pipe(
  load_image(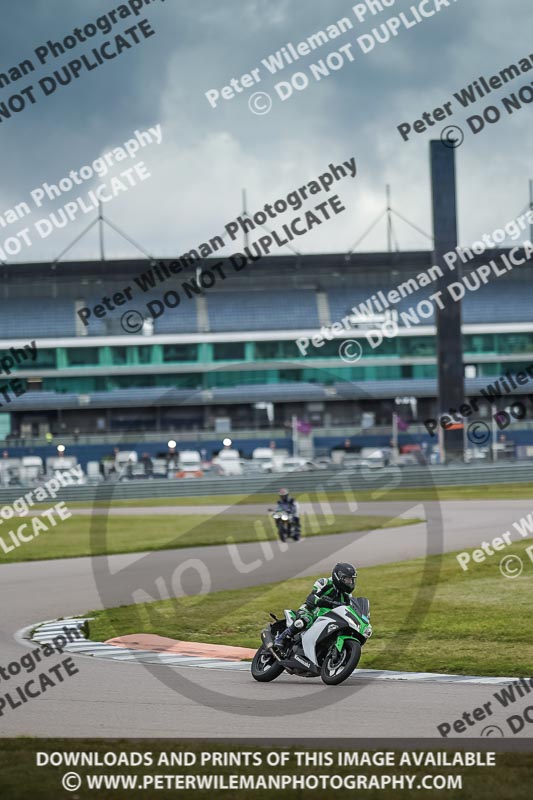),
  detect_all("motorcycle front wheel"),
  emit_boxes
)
[251,647,285,682]
[320,640,361,685]
[277,523,287,542]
